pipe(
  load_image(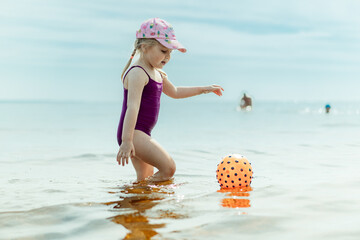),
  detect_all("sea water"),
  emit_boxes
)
[1,99,360,240]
